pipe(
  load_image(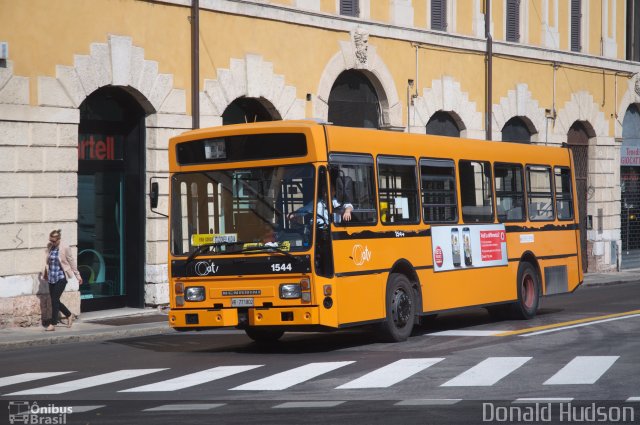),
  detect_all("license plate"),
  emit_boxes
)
[231,298,254,307]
